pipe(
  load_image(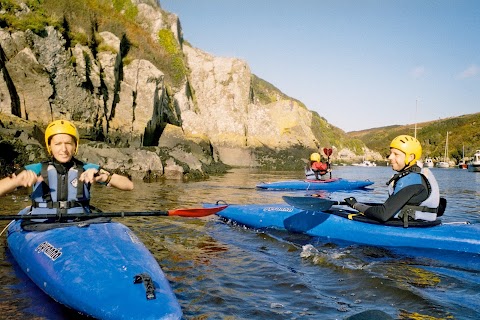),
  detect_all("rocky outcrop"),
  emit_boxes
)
[179,46,323,166]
